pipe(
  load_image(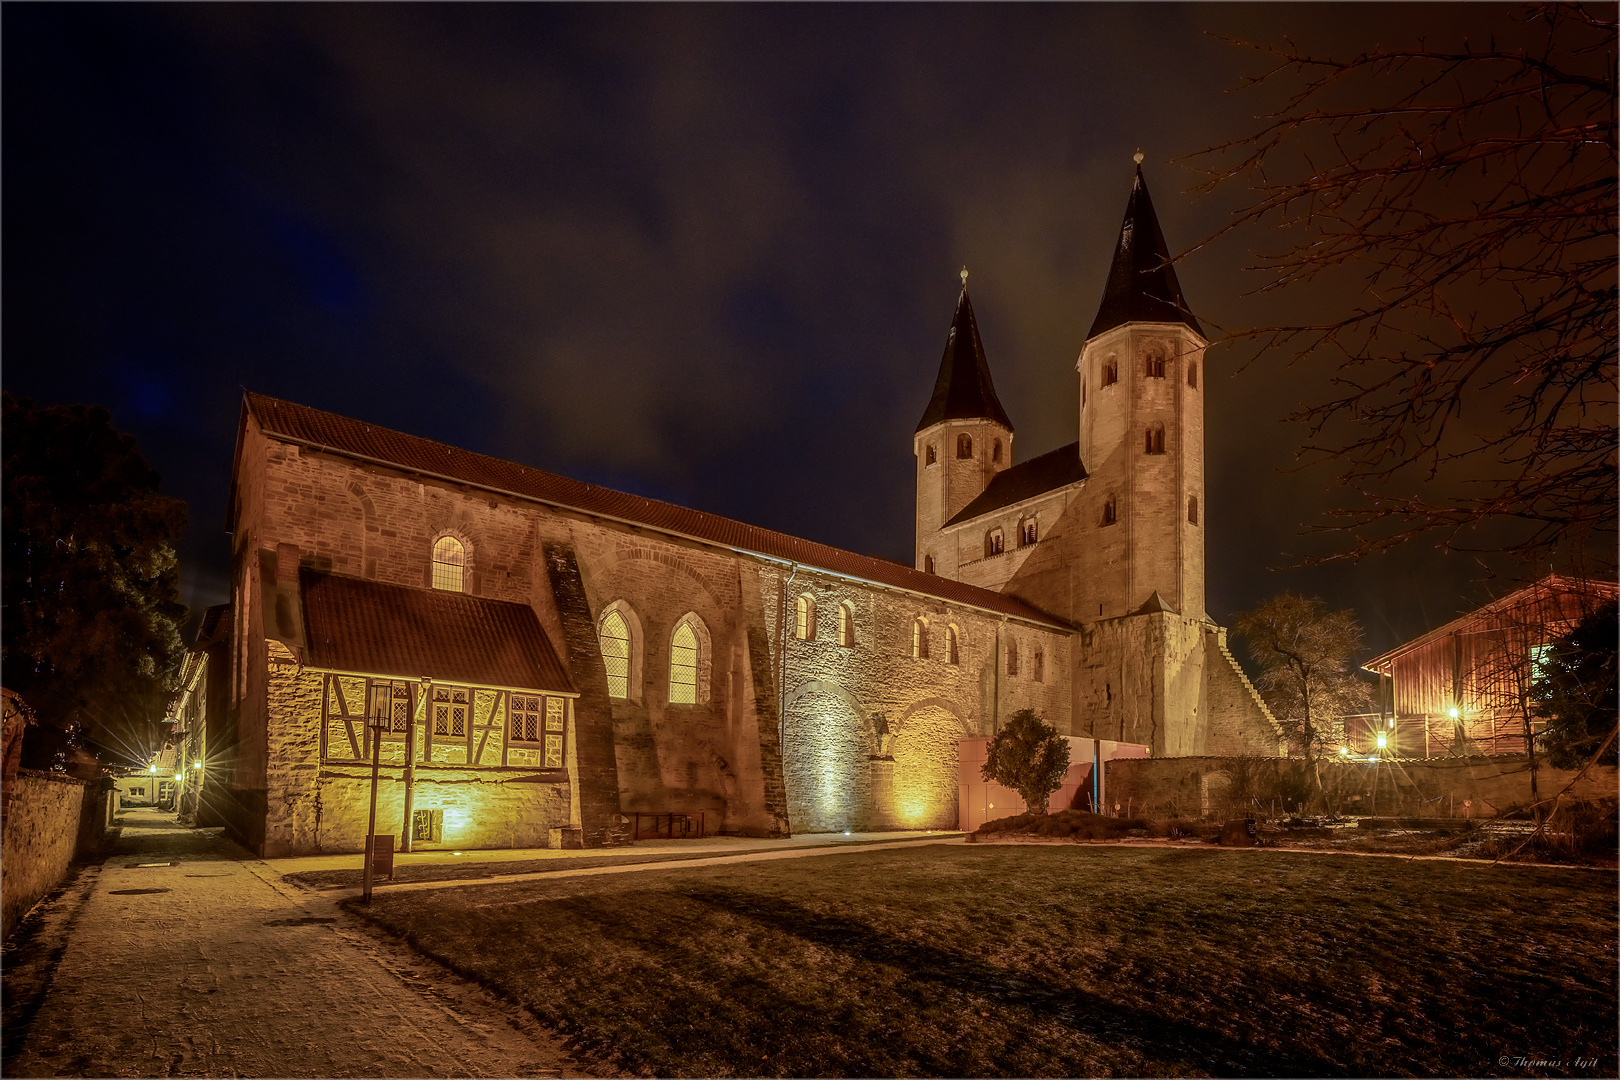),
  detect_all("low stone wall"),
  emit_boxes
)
[1106,754,1620,820]
[2,770,99,940]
